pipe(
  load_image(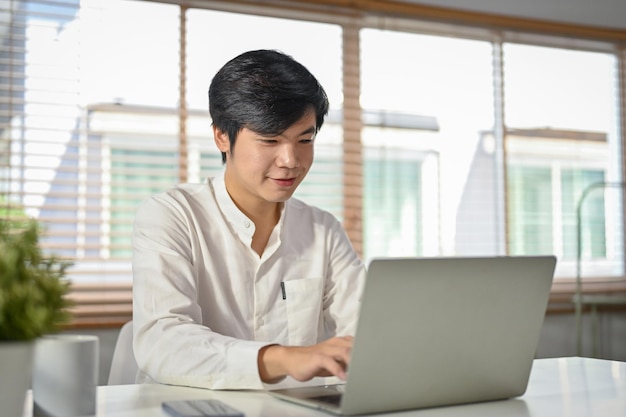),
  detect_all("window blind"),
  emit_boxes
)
[0,0,182,326]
